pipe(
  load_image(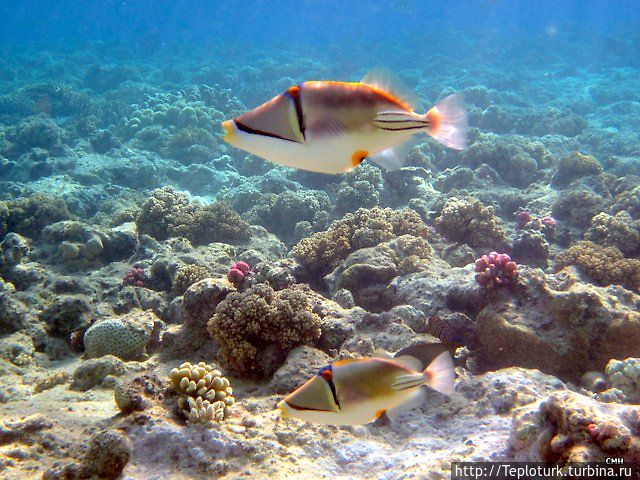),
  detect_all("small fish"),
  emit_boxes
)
[222,69,467,174]
[428,314,465,345]
[277,349,455,426]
